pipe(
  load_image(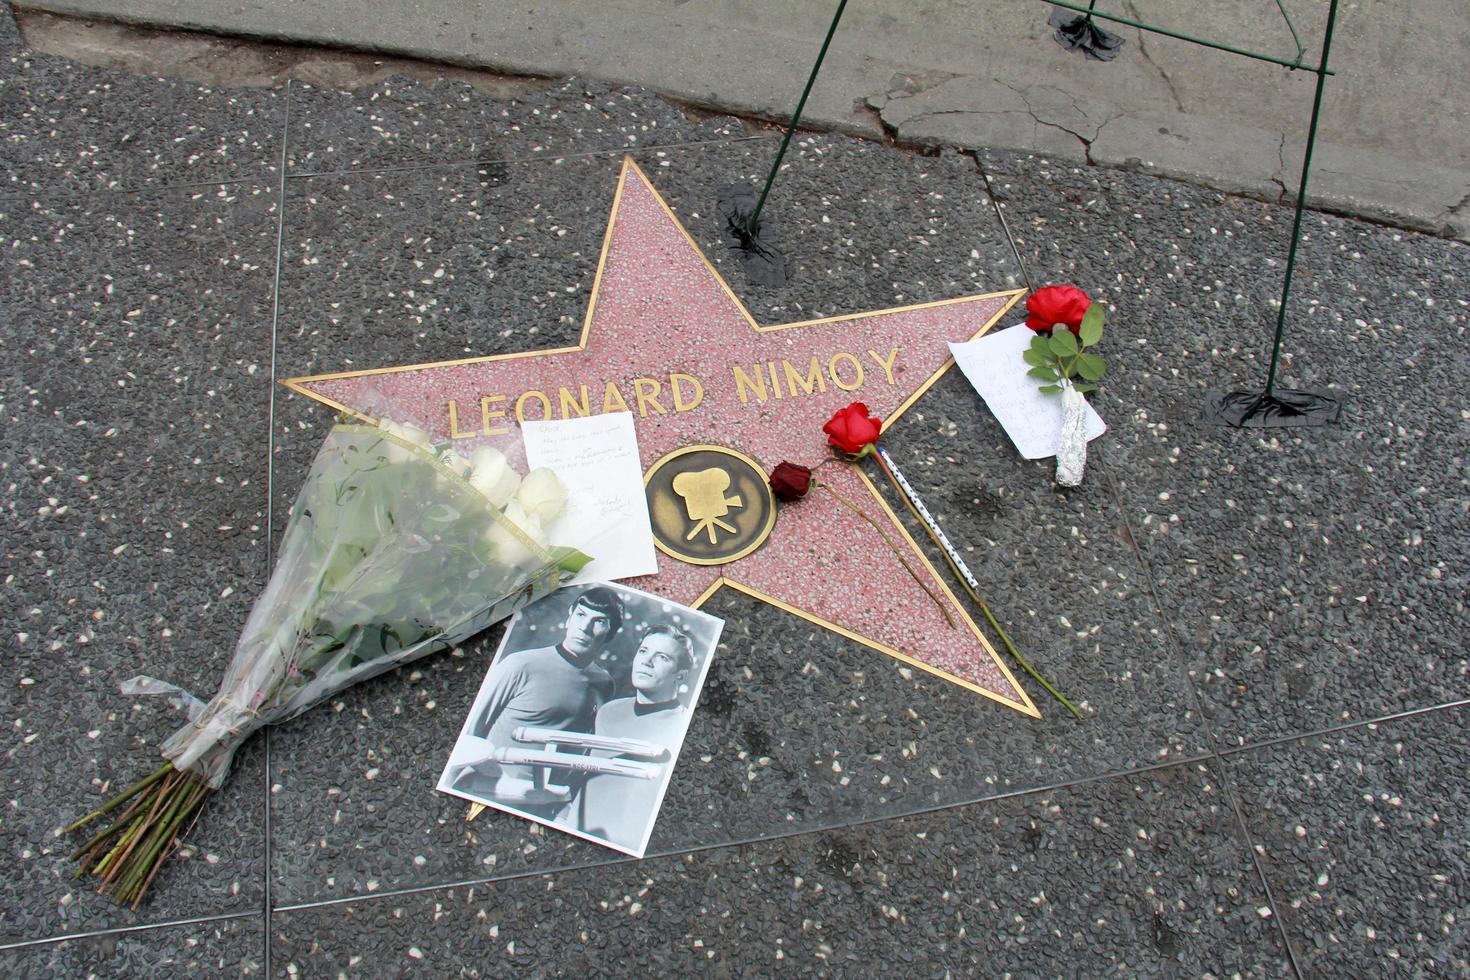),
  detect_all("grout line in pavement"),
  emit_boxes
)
[260,77,294,979]
[0,912,260,954]
[0,174,274,207]
[1095,454,1305,976]
[271,748,1220,914]
[970,152,1034,295]
[1216,697,1470,759]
